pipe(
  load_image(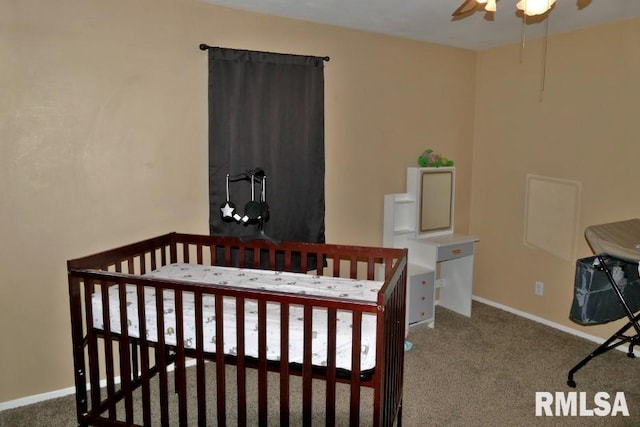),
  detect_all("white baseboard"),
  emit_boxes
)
[0,359,198,412]
[0,386,77,412]
[2,299,636,412]
[472,295,640,357]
